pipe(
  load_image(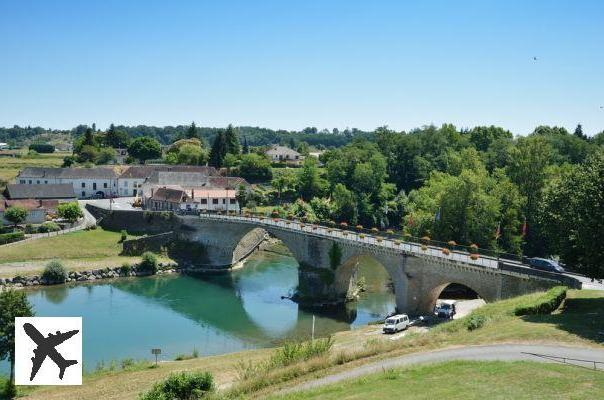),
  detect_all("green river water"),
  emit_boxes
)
[1,251,395,373]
